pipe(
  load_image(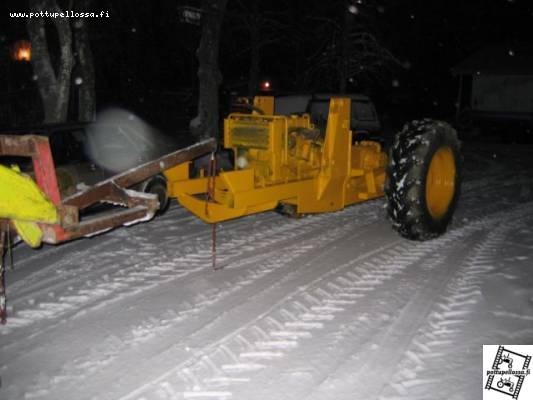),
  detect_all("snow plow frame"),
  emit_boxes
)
[0,134,215,323]
[0,134,216,243]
